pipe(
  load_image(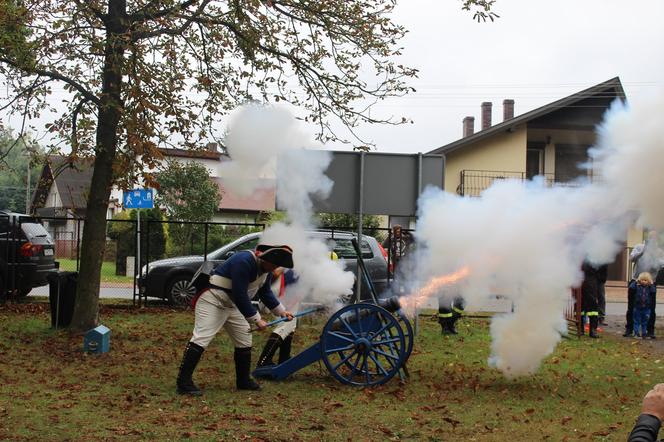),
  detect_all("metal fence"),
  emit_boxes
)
[0,213,273,304]
[458,170,558,197]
